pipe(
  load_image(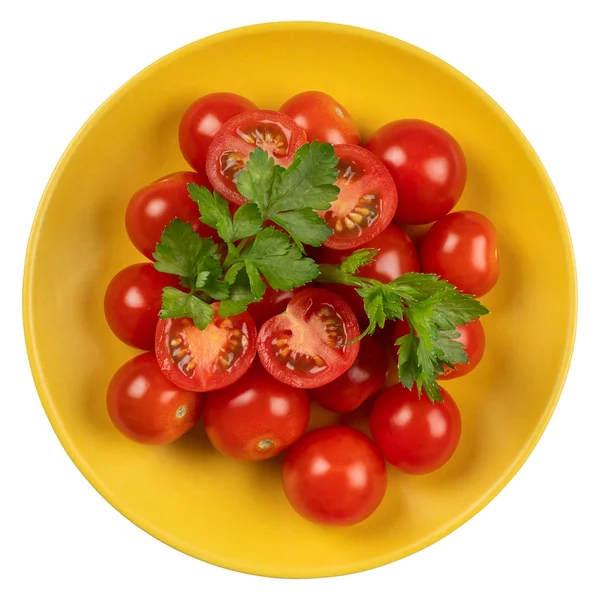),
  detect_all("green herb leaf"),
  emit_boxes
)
[241,227,319,290]
[235,148,278,214]
[188,185,234,244]
[270,209,333,248]
[232,202,263,240]
[268,141,340,214]
[159,287,214,329]
[340,248,379,274]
